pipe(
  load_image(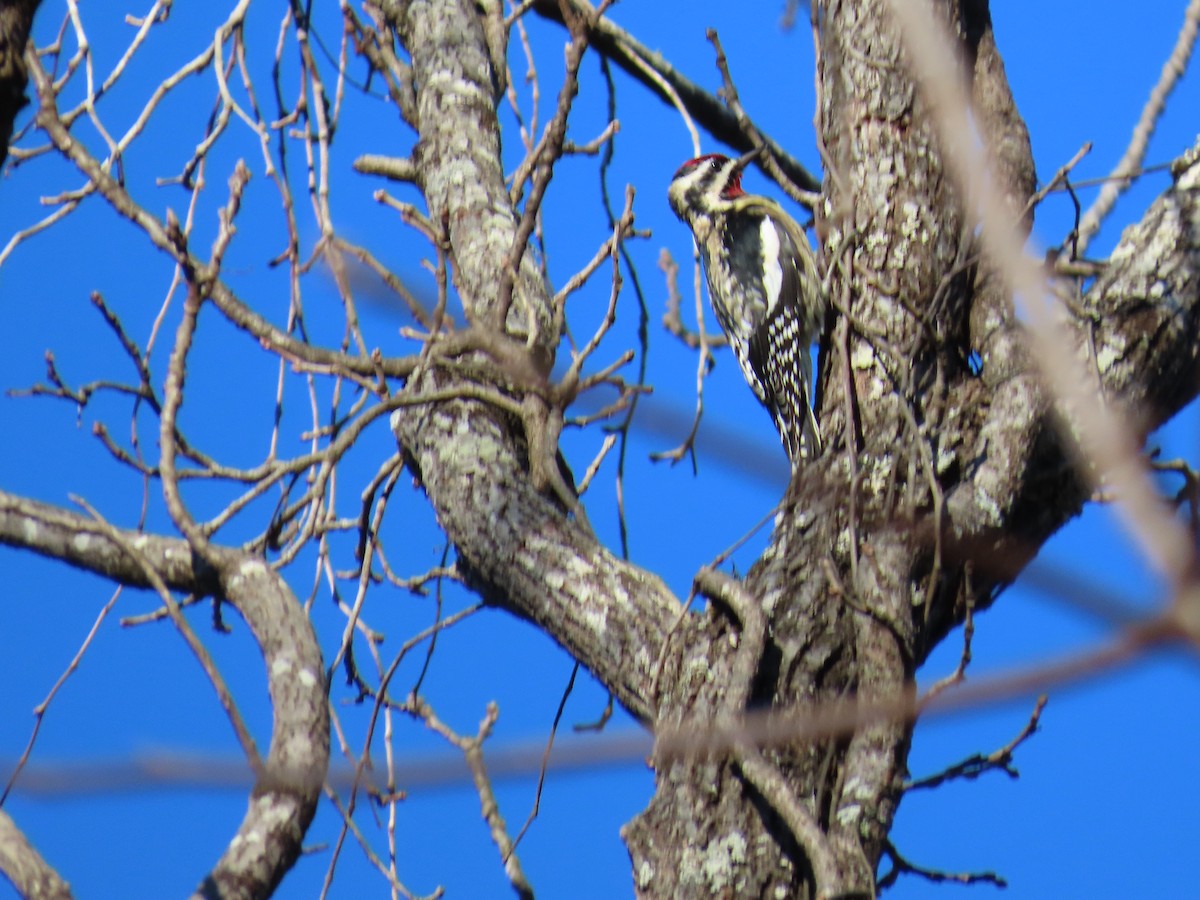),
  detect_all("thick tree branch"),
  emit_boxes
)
[0,811,71,900]
[4,1,1198,897]
[0,492,329,900]
[385,0,678,724]
[1083,145,1200,421]
[628,0,968,892]
[942,107,1200,631]
[626,1,1200,896]
[393,395,678,723]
